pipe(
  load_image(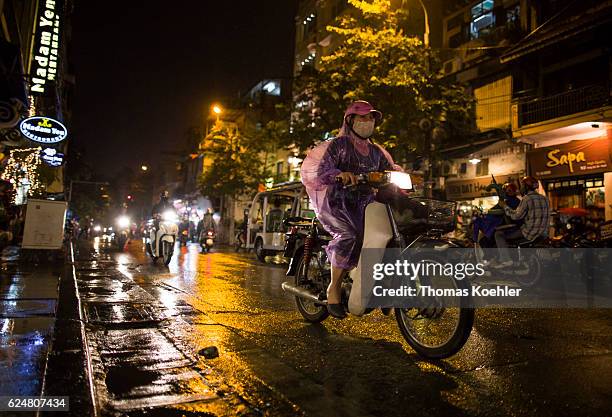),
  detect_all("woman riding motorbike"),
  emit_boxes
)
[300,101,409,319]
